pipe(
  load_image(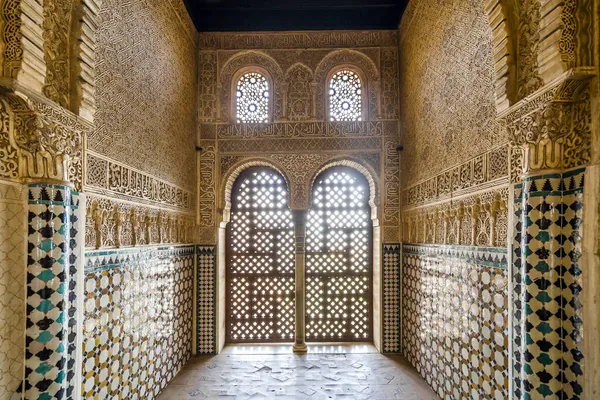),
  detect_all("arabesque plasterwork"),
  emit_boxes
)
[500,68,594,176]
[0,88,86,190]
